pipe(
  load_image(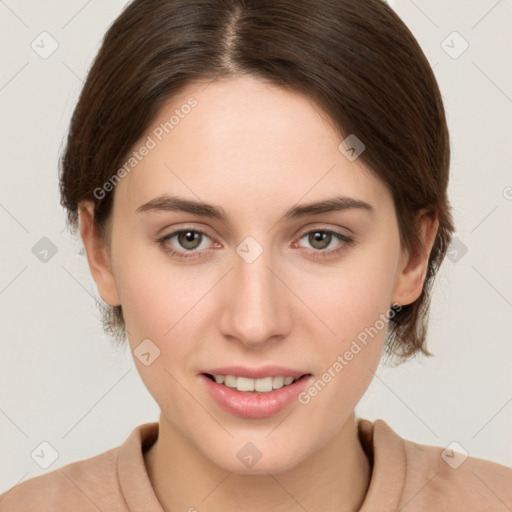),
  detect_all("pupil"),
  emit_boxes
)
[180,231,201,249]
[310,231,330,249]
